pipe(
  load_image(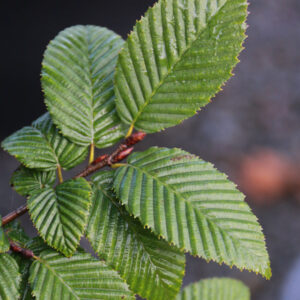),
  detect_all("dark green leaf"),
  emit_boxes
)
[2,113,88,171]
[42,25,127,148]
[87,171,185,300]
[29,250,135,299]
[115,0,247,133]
[0,217,10,253]
[176,278,250,300]
[28,178,92,256]
[113,147,271,278]
[0,254,21,300]
[11,166,56,197]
